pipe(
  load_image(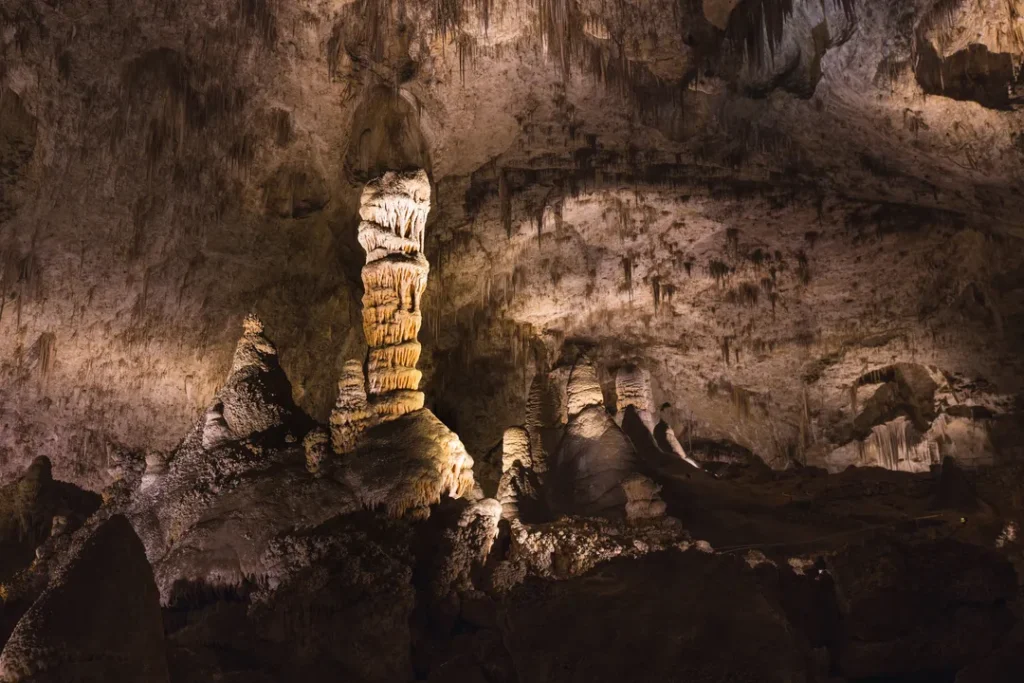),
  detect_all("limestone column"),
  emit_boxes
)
[356,170,431,420]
